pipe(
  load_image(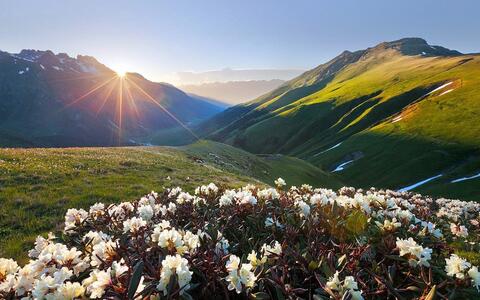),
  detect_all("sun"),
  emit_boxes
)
[116,70,127,78]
